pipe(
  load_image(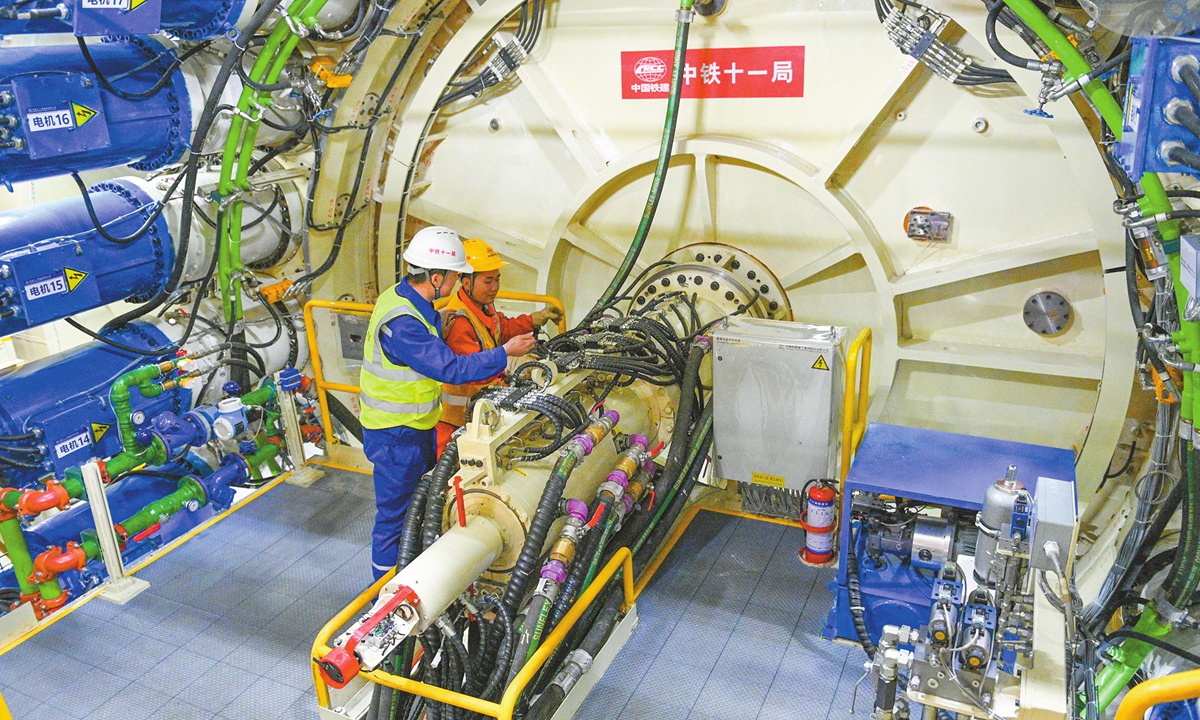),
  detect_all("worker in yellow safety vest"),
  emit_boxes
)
[434,239,563,455]
[359,226,537,580]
